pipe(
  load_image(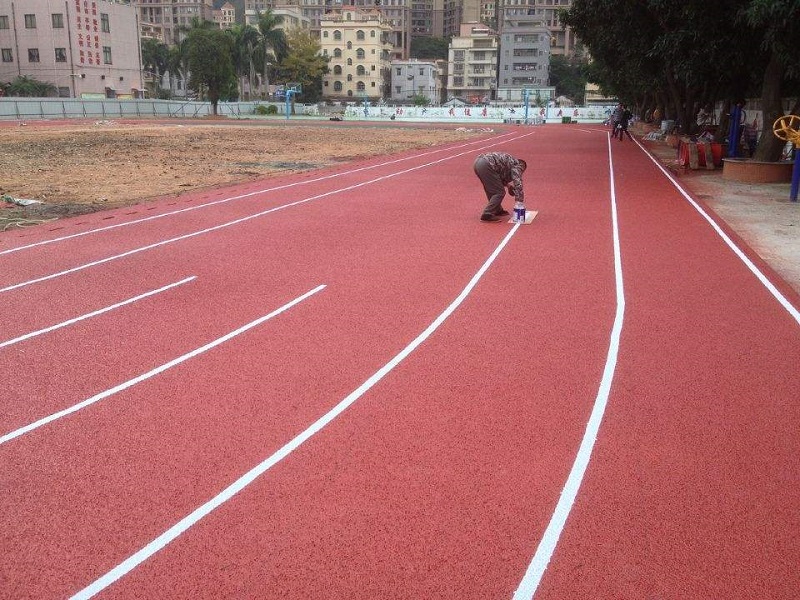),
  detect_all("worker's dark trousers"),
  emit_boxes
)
[473,157,505,216]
